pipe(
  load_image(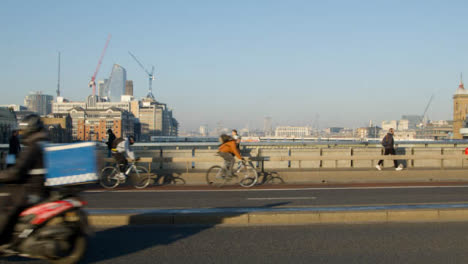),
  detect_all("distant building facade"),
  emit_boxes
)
[325,127,344,134]
[52,96,178,141]
[133,98,178,140]
[24,92,53,116]
[0,105,27,112]
[275,126,311,137]
[69,107,135,141]
[42,114,73,143]
[0,107,17,144]
[356,126,382,139]
[381,120,398,131]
